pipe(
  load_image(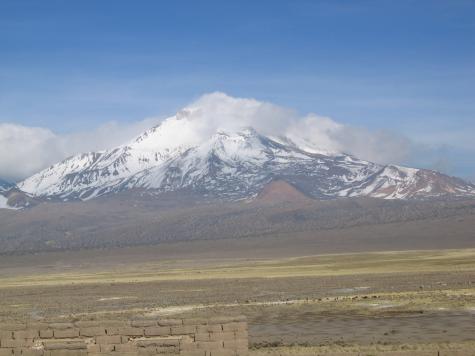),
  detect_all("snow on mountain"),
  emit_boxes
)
[339,165,475,199]
[0,178,13,192]
[0,178,23,210]
[0,195,11,209]
[17,110,200,199]
[18,109,475,202]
